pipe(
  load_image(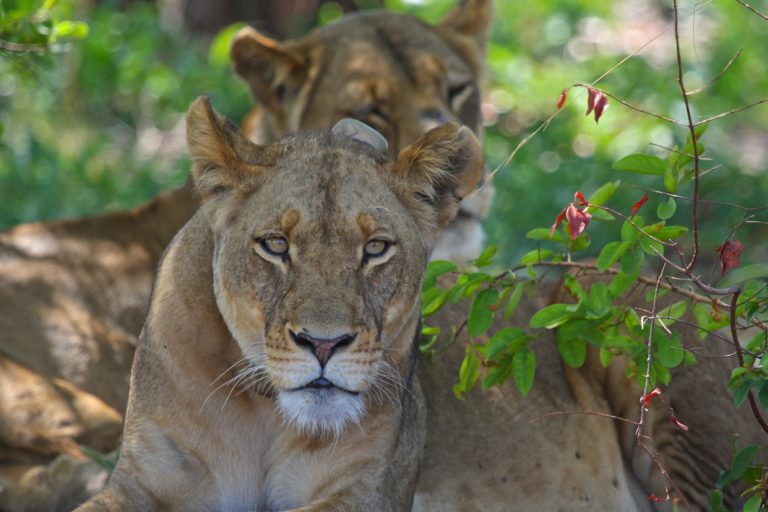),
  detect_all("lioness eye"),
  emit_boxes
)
[261,236,289,256]
[364,239,390,258]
